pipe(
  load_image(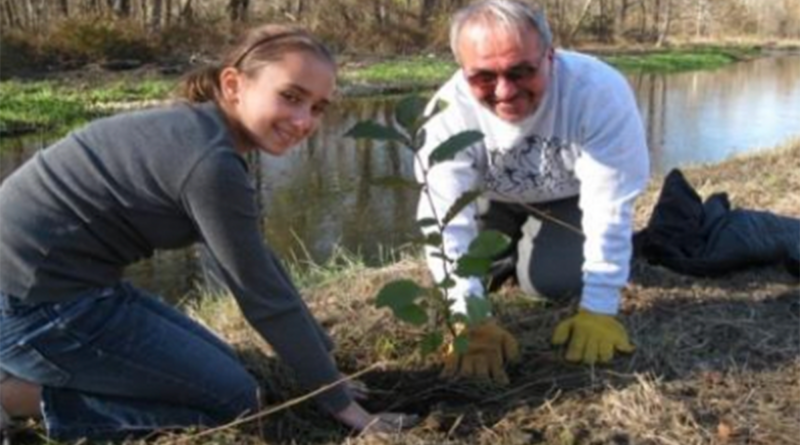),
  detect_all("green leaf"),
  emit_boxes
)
[420,331,444,356]
[442,190,482,225]
[395,95,428,134]
[428,130,483,165]
[413,99,450,142]
[375,280,424,310]
[428,287,446,305]
[450,313,469,325]
[369,176,423,190]
[422,232,443,247]
[466,296,492,325]
[453,333,470,355]
[454,256,492,277]
[431,99,449,115]
[436,277,457,289]
[467,230,512,258]
[345,121,408,143]
[416,217,439,228]
[413,128,427,152]
[395,303,428,326]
